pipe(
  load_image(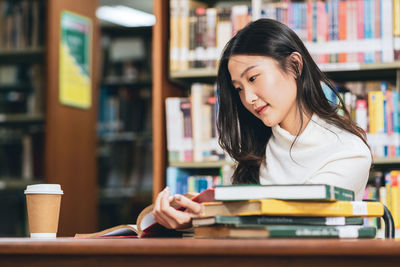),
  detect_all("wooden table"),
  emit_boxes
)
[1,238,400,266]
